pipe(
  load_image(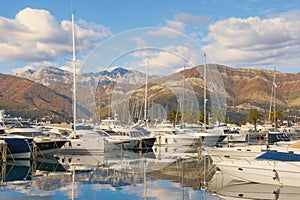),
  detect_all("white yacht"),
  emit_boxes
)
[5,123,68,157]
[207,140,300,163]
[216,153,300,187]
[148,126,226,147]
[95,128,139,150]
